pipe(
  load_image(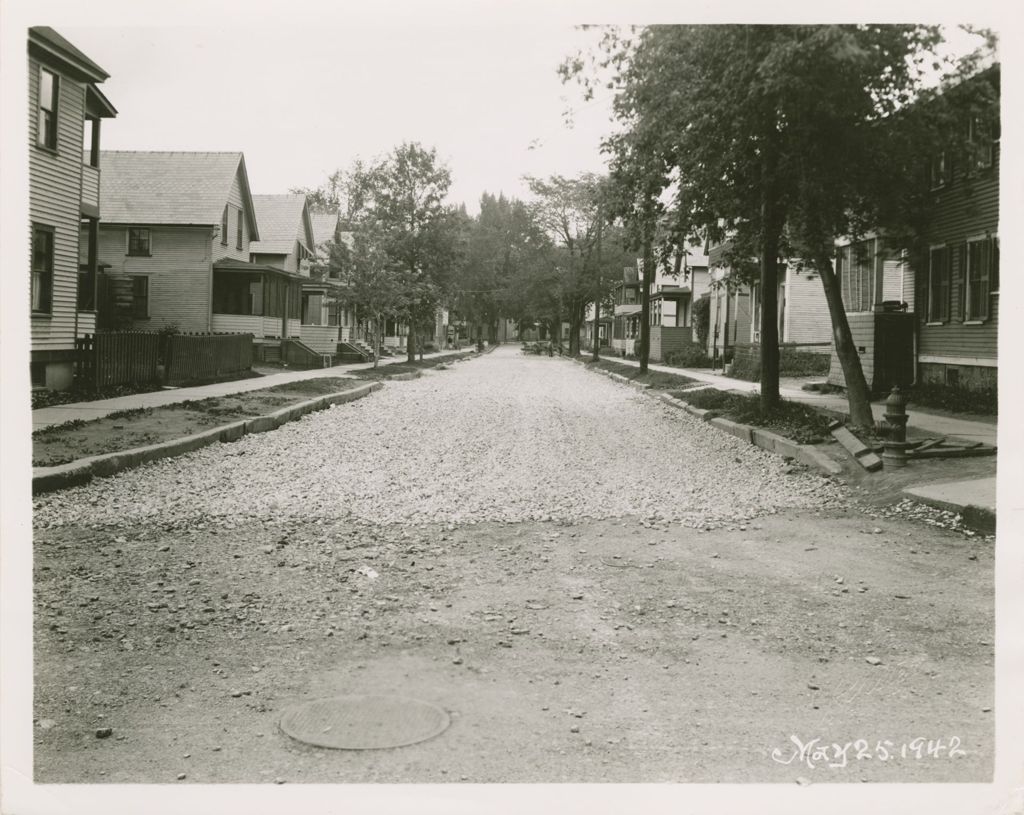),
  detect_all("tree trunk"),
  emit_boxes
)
[591,298,600,362]
[406,321,415,363]
[759,194,781,411]
[639,223,654,374]
[816,251,874,429]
